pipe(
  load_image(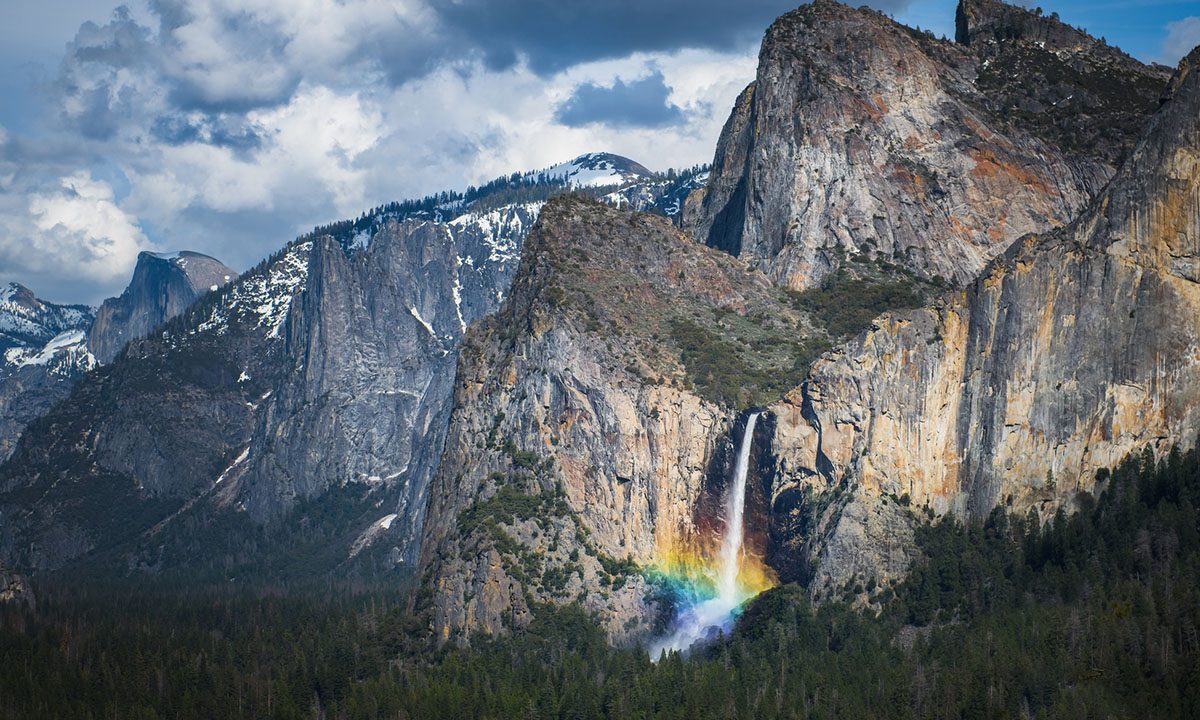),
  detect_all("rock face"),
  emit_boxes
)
[0,284,95,462]
[238,218,523,564]
[687,0,1168,292]
[88,251,236,364]
[0,561,33,607]
[418,197,810,643]
[764,47,1200,596]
